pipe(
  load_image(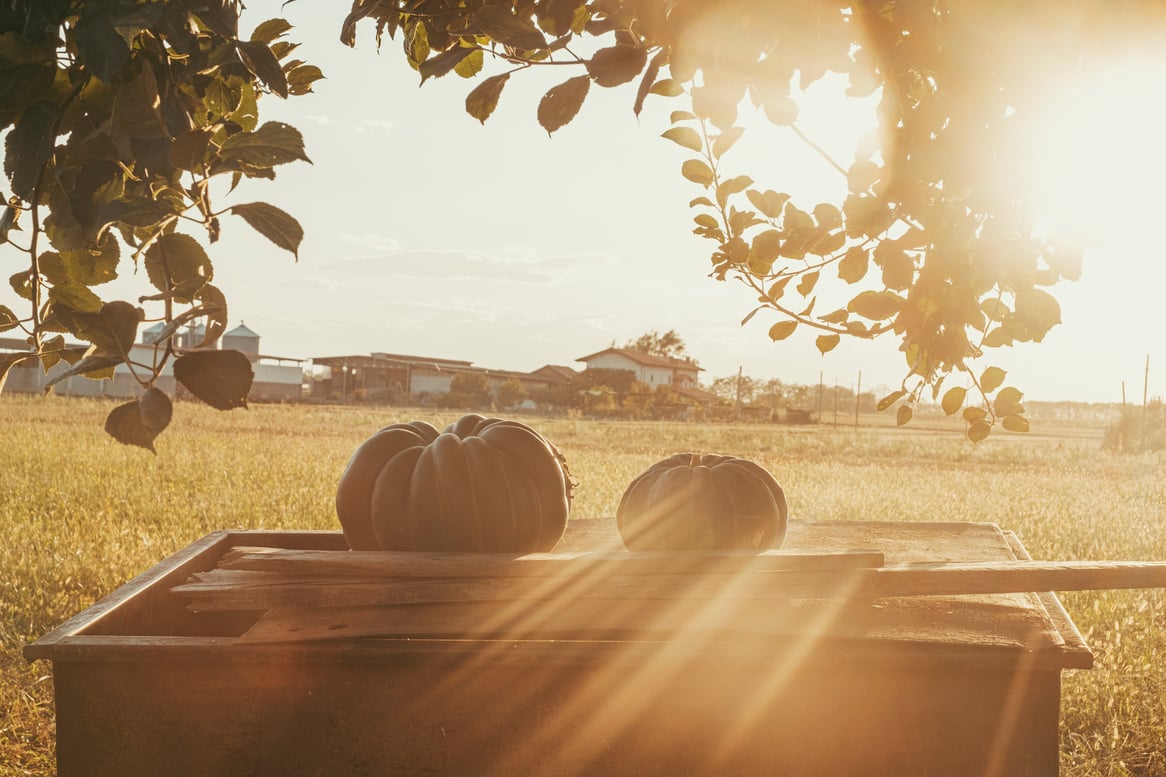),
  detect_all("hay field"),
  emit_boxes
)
[1,395,1163,776]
